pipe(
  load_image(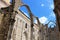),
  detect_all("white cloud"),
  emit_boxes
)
[49,4,54,9]
[41,4,44,7]
[49,12,55,18]
[34,20,37,24]
[39,16,48,24]
[48,22,56,28]
[35,16,48,24]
